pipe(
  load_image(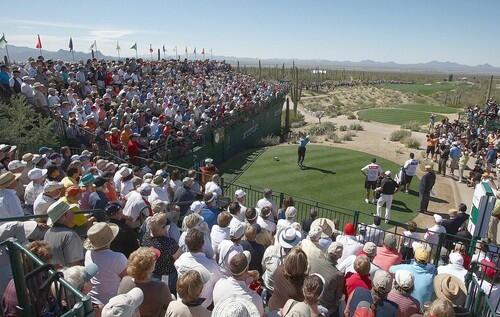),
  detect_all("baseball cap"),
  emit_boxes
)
[434,214,443,224]
[414,247,430,263]
[362,242,377,257]
[230,222,246,239]
[235,189,246,199]
[101,287,144,317]
[8,160,27,171]
[372,270,393,294]
[285,206,297,219]
[394,270,414,290]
